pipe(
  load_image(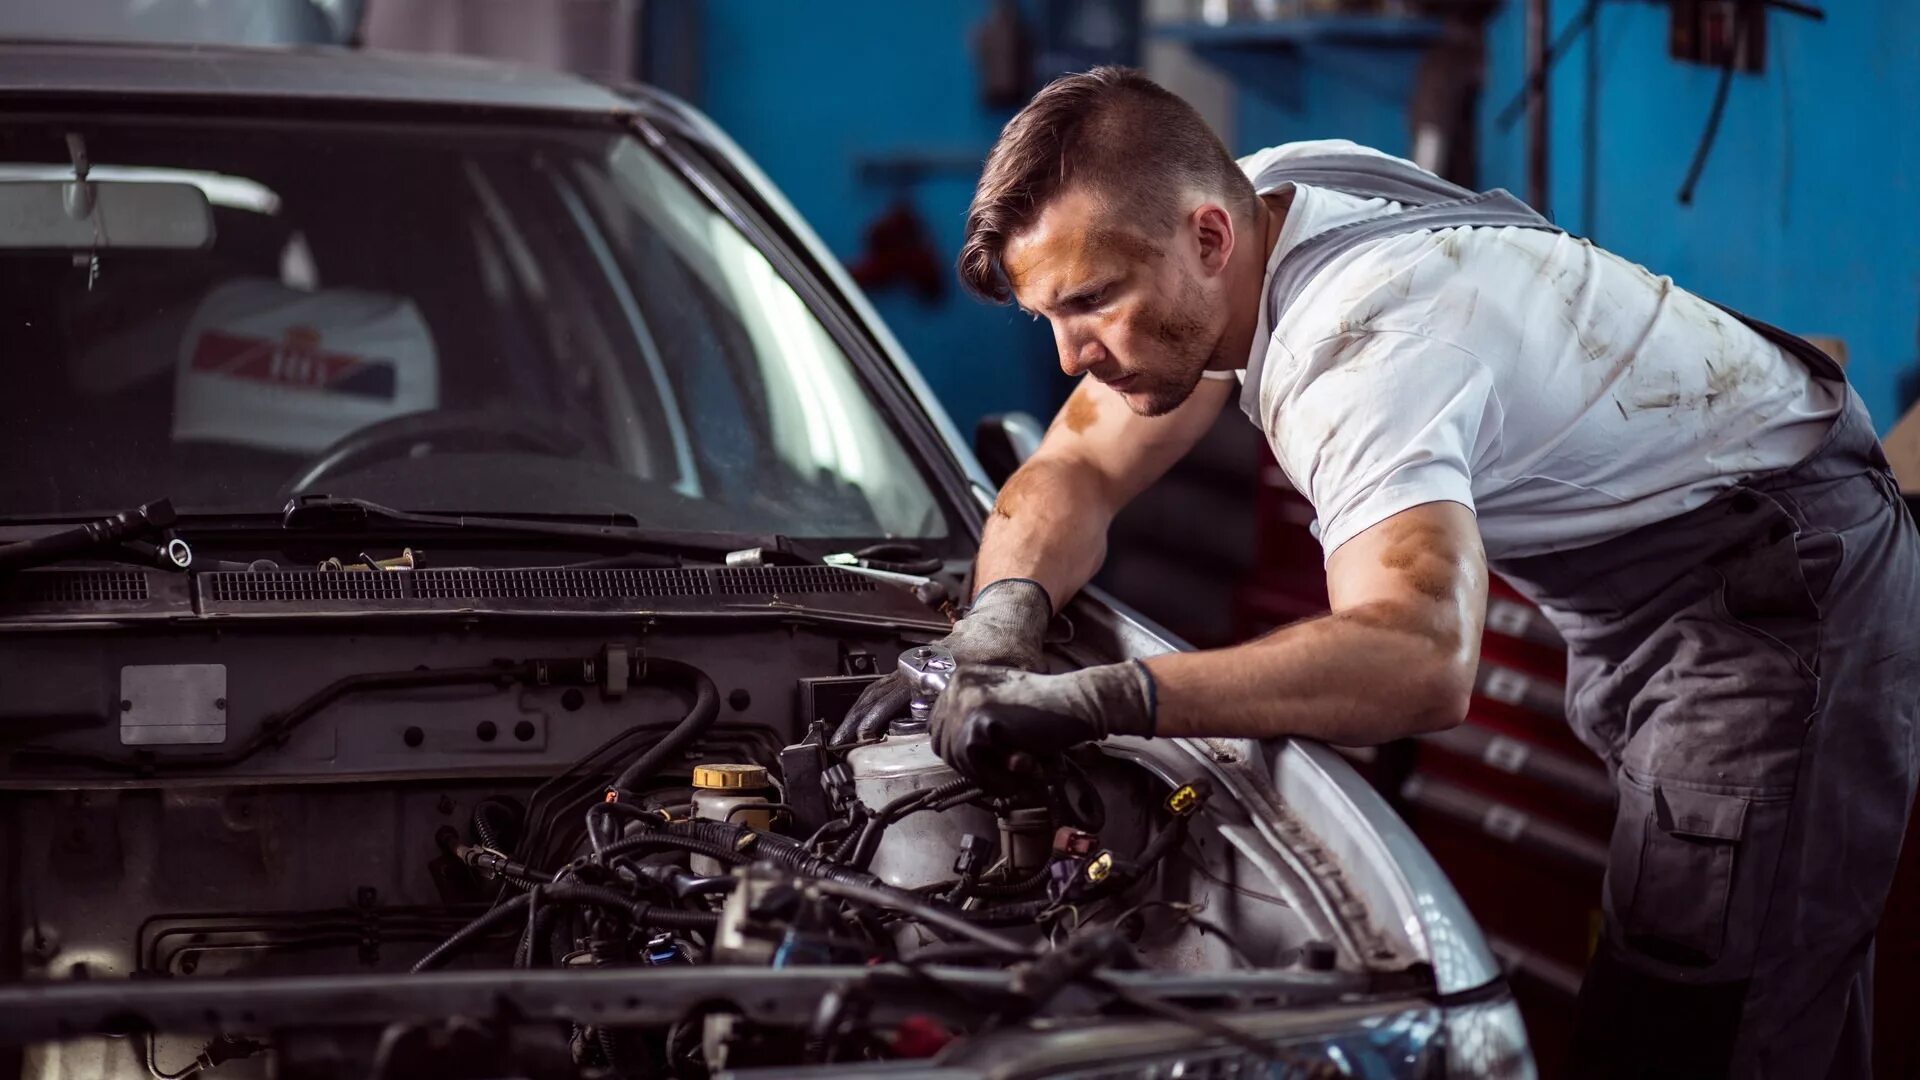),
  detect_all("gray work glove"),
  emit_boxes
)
[929,662,1157,787]
[833,577,1052,742]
